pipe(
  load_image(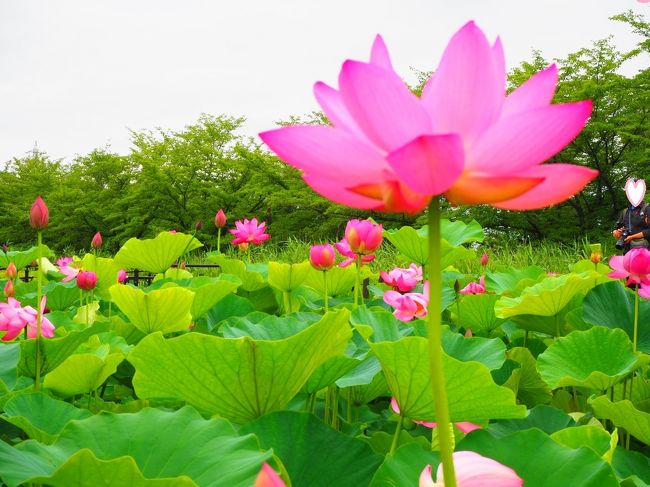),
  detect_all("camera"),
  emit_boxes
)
[616,230,629,250]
